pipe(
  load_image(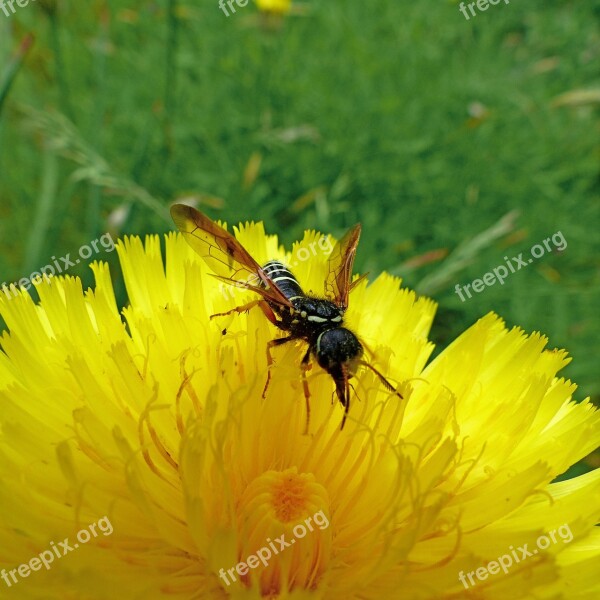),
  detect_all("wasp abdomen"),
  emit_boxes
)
[262,260,304,302]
